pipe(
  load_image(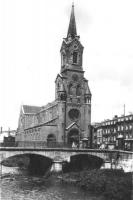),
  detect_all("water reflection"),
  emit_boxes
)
[0,166,102,200]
